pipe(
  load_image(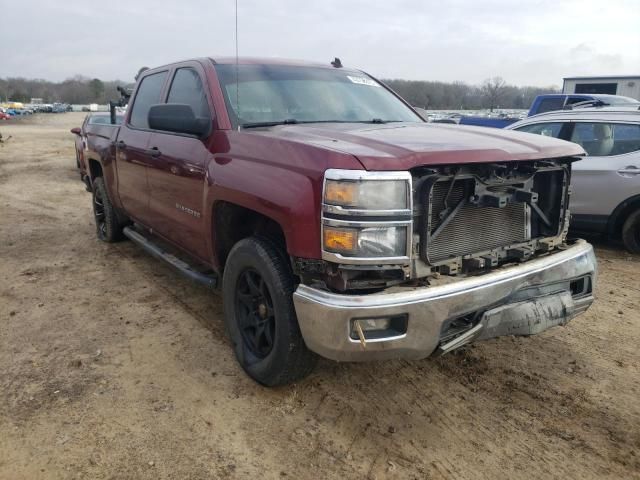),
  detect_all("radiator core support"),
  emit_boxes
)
[415,161,570,275]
